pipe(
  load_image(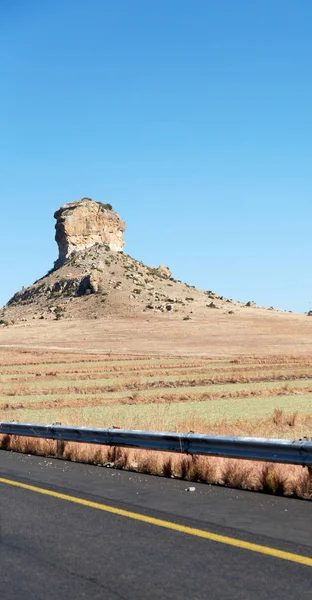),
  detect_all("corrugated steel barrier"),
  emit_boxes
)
[0,422,311,466]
